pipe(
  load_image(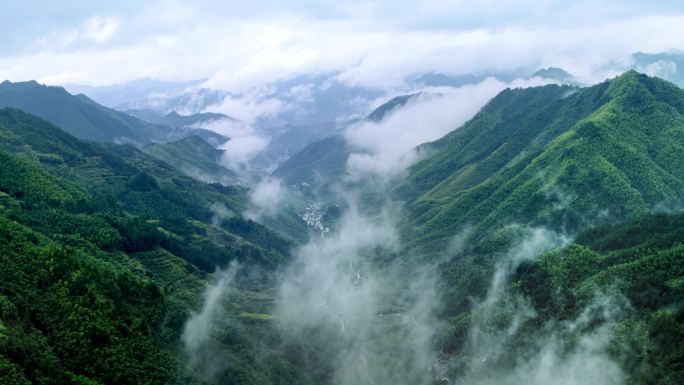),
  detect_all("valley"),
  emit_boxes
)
[2,4,684,384]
